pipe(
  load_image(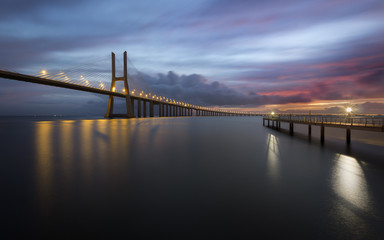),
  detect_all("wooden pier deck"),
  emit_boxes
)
[263,114,384,144]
